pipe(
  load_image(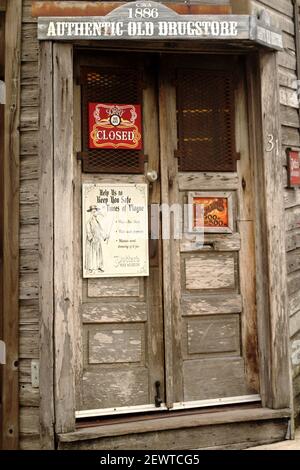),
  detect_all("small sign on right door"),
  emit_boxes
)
[287,148,300,188]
